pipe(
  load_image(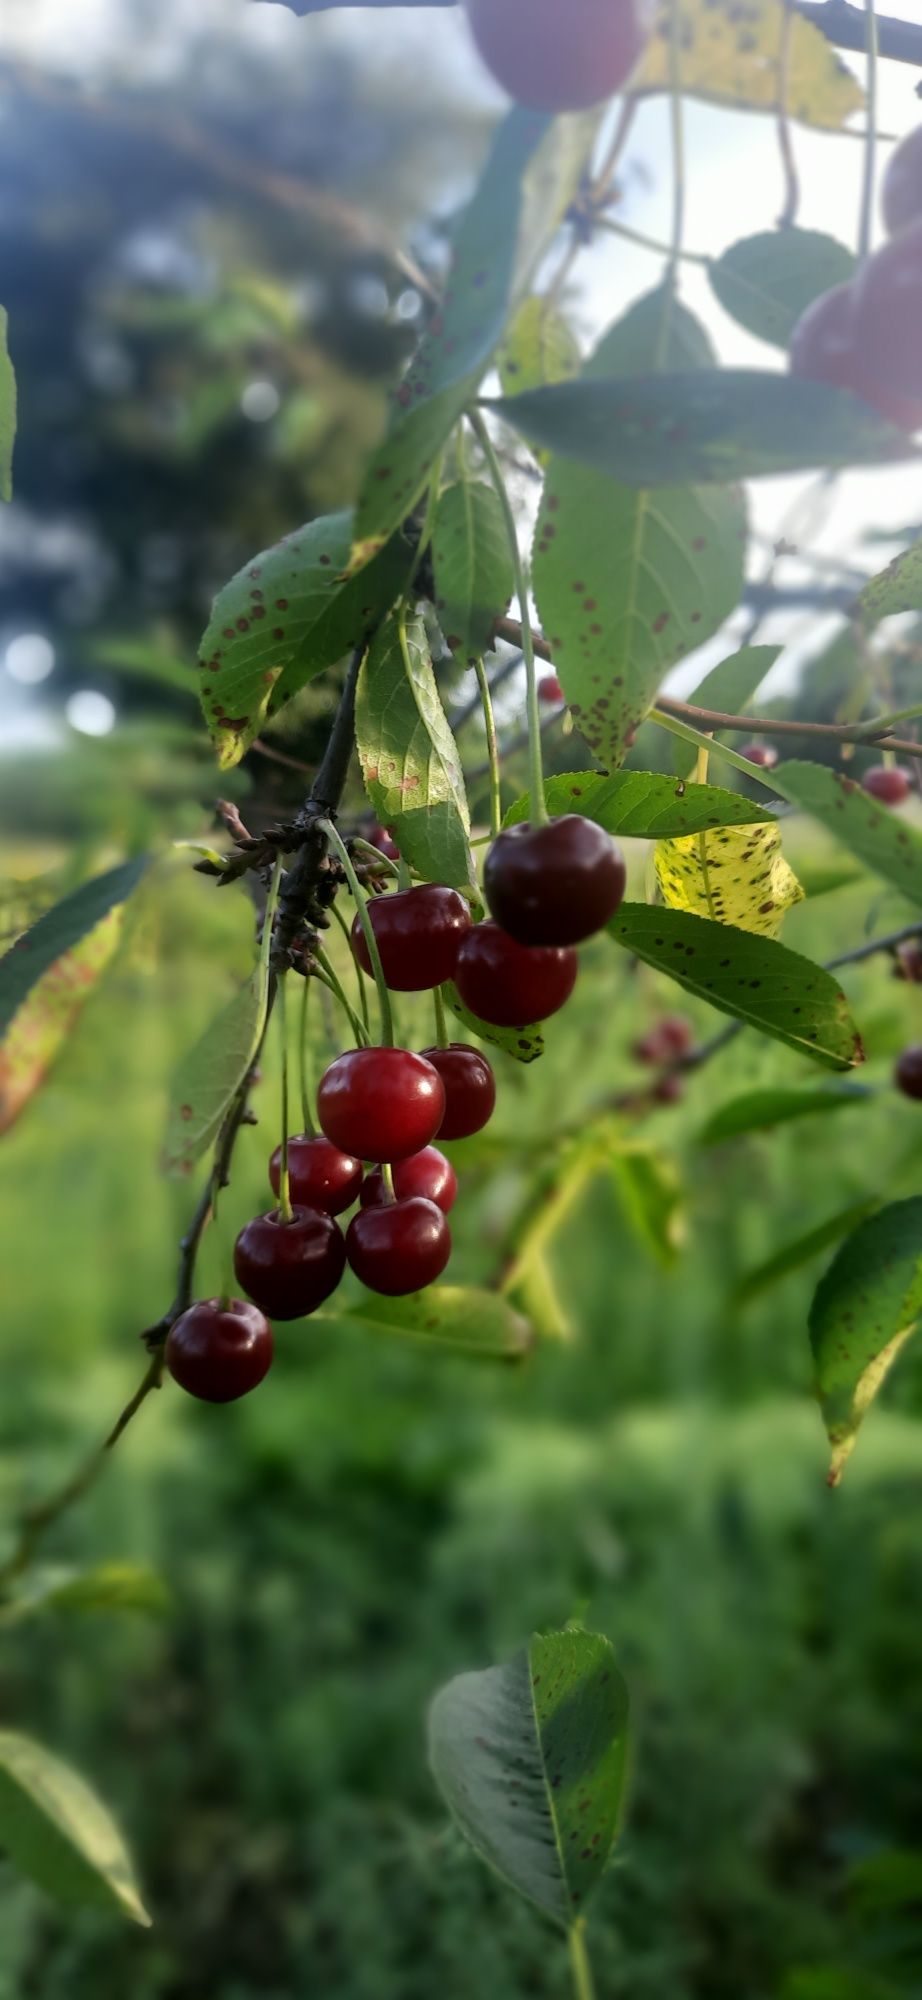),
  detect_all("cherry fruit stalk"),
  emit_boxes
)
[166,1299,273,1403]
